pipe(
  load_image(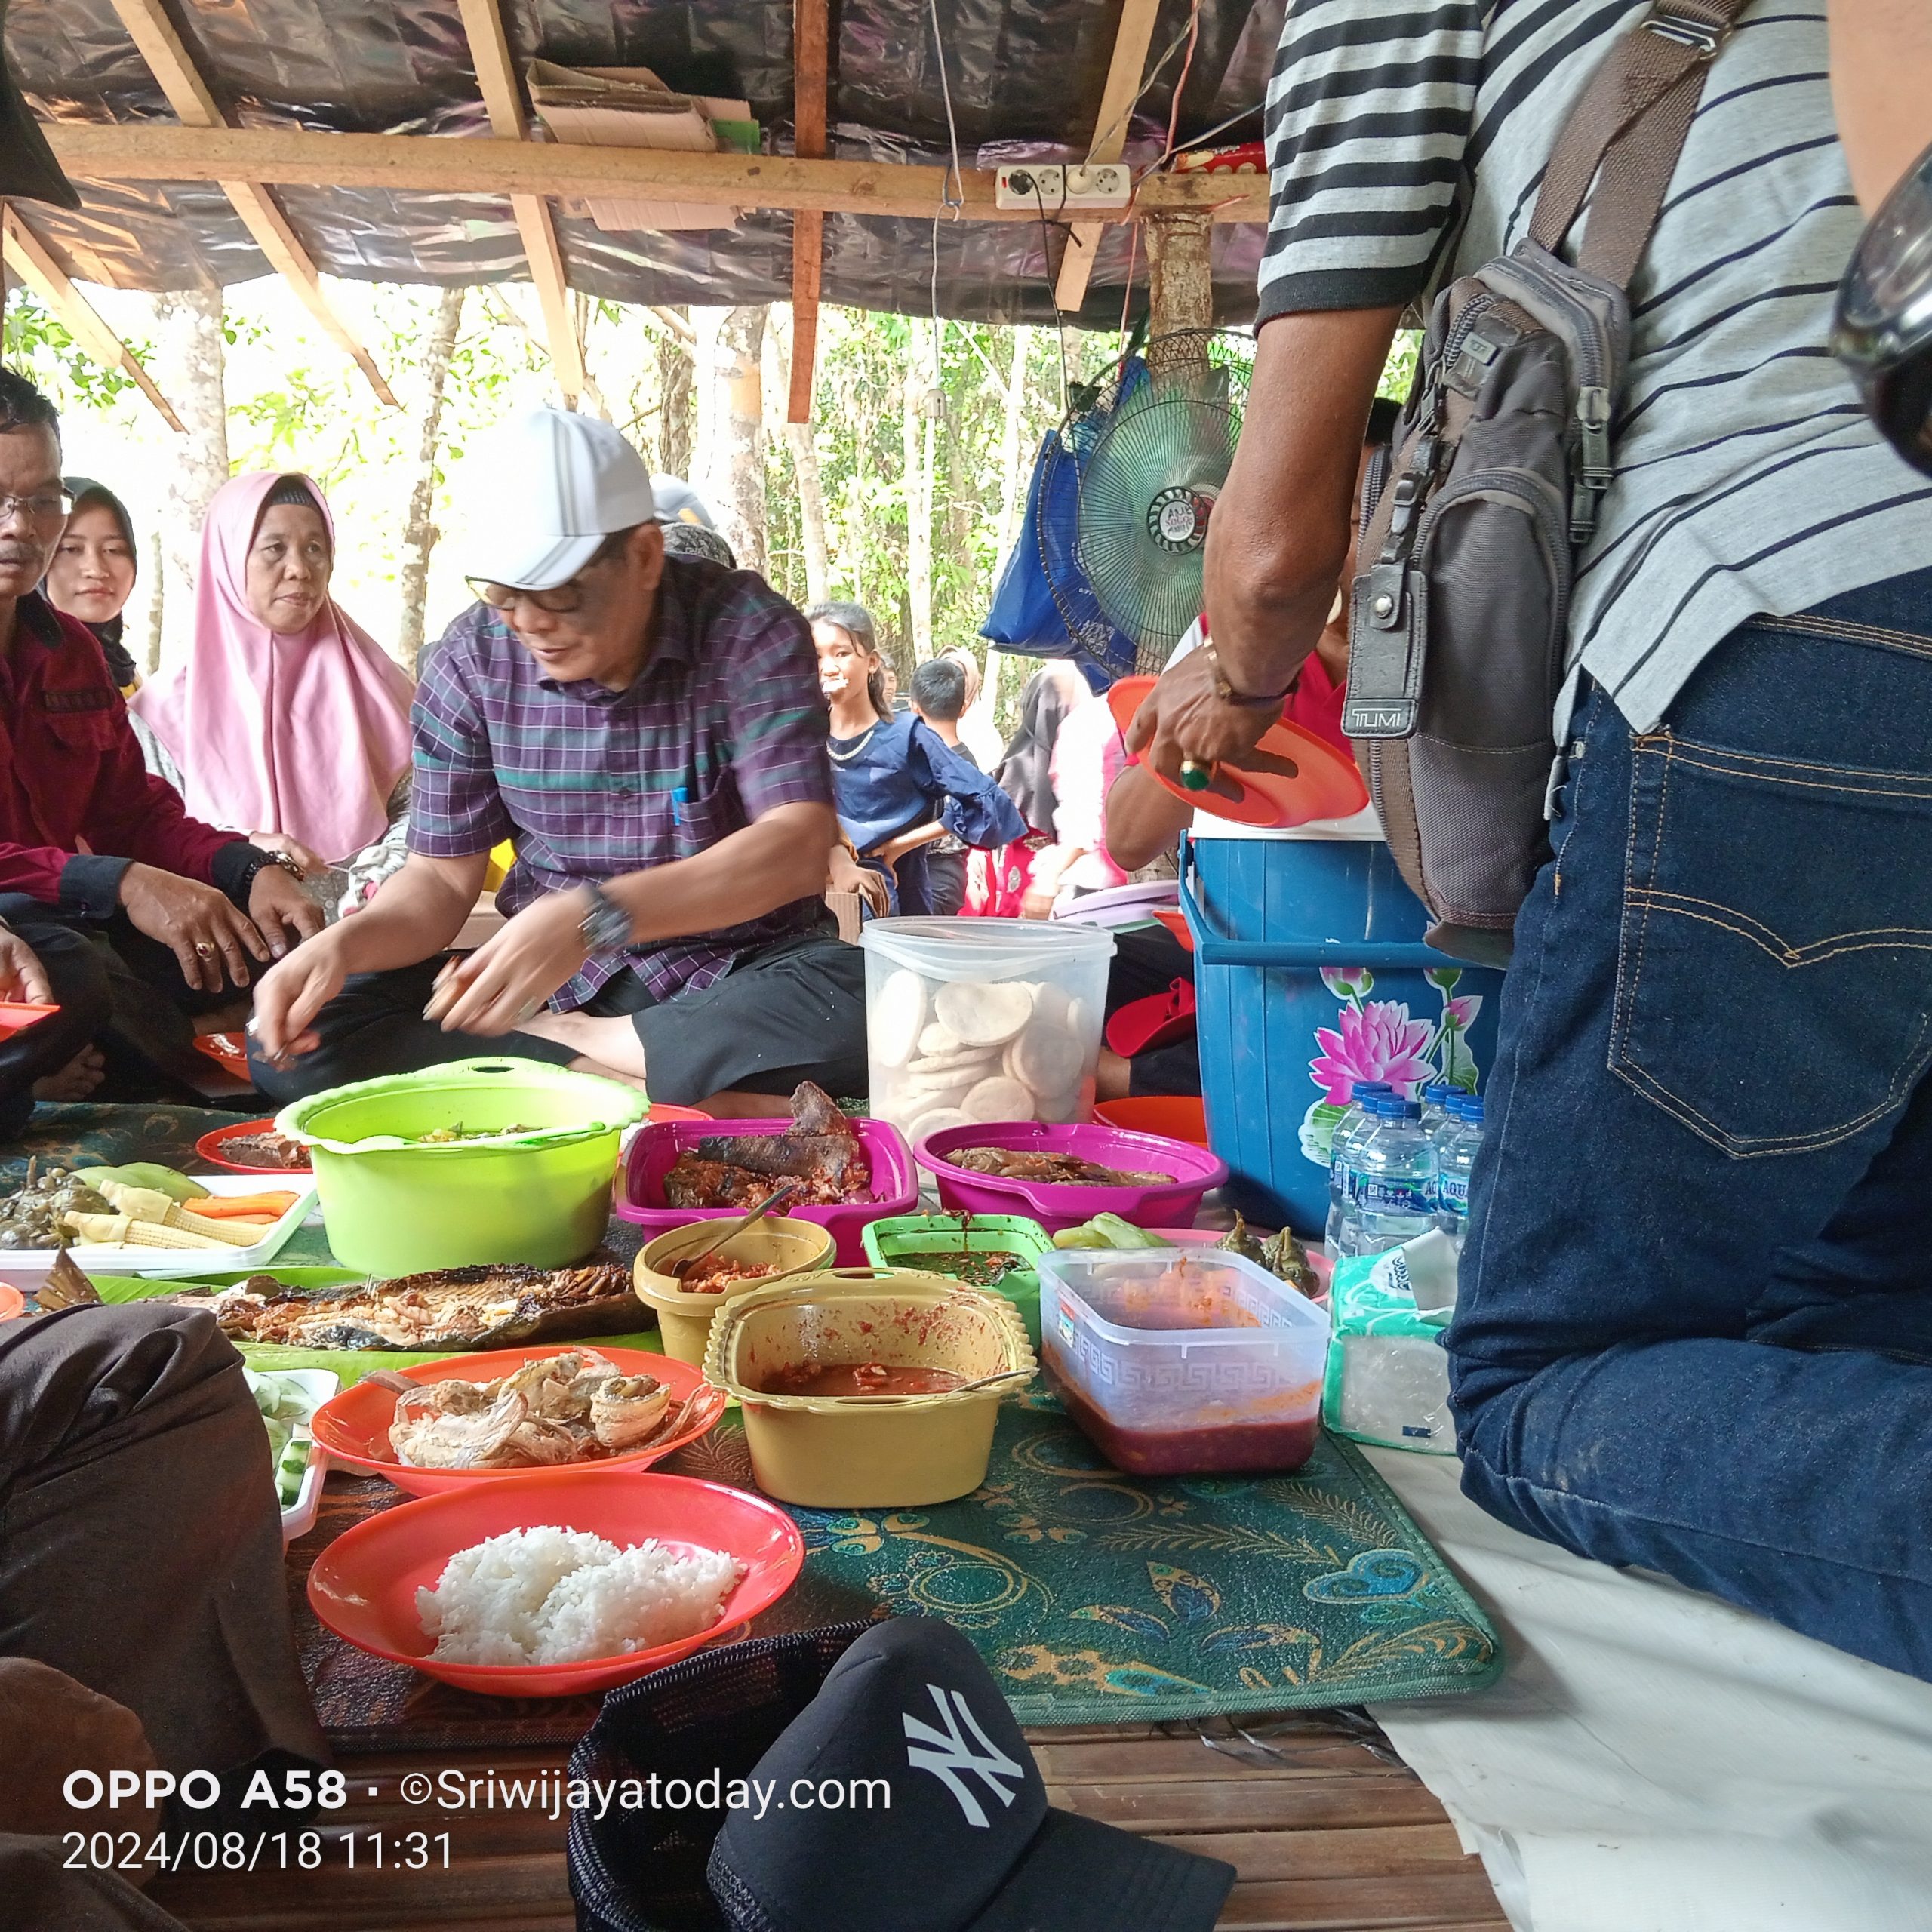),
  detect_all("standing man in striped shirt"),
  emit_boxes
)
[1133,2,1932,1678]
[250,409,867,1113]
